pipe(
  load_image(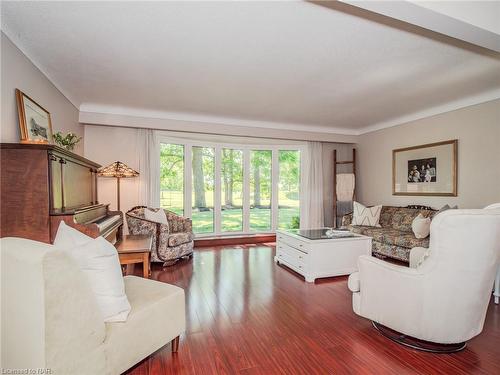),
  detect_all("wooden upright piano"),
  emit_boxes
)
[0,143,123,244]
